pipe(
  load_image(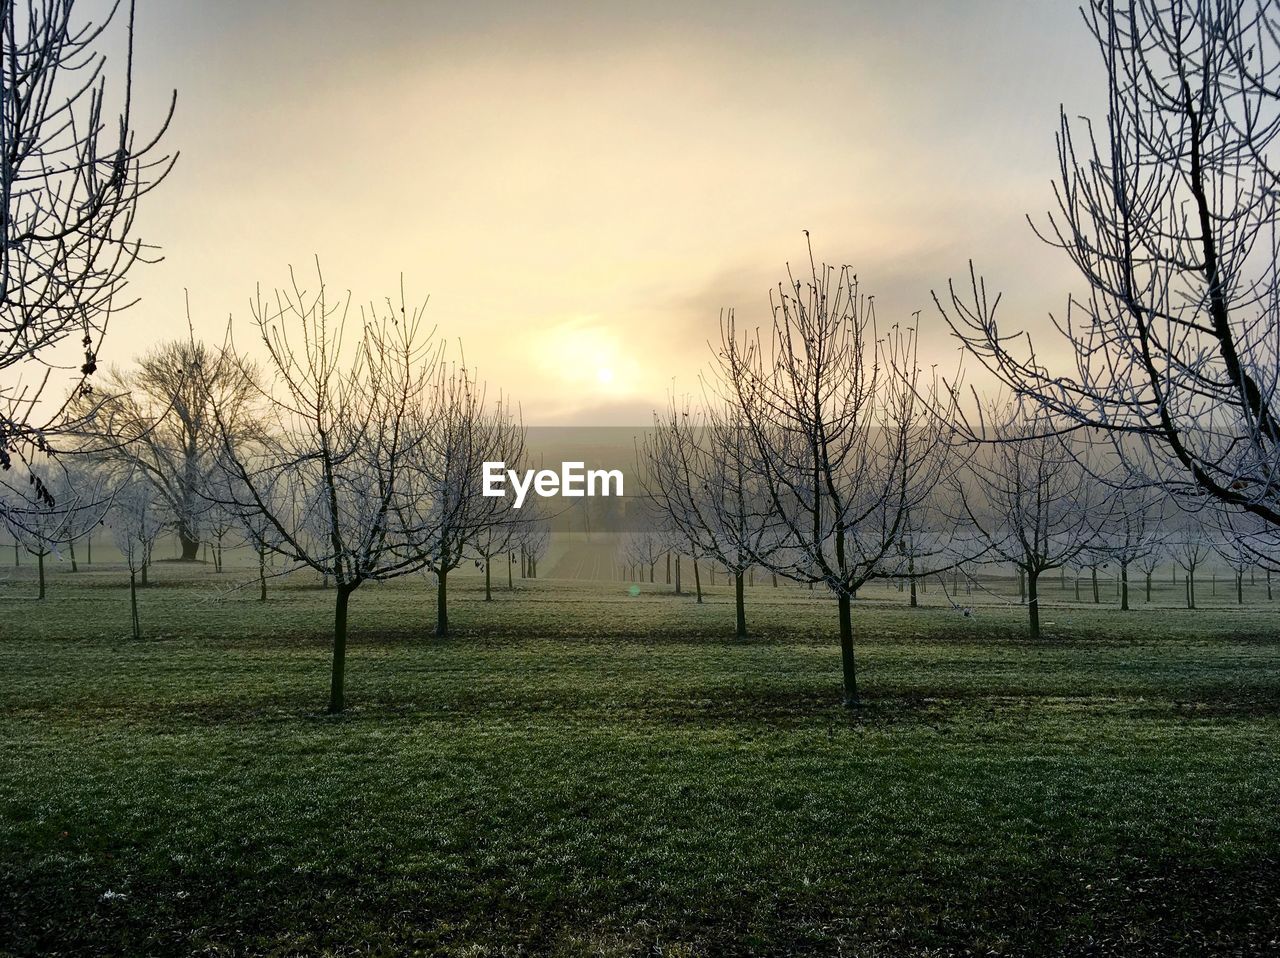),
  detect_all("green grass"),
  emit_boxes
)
[2,561,1279,956]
